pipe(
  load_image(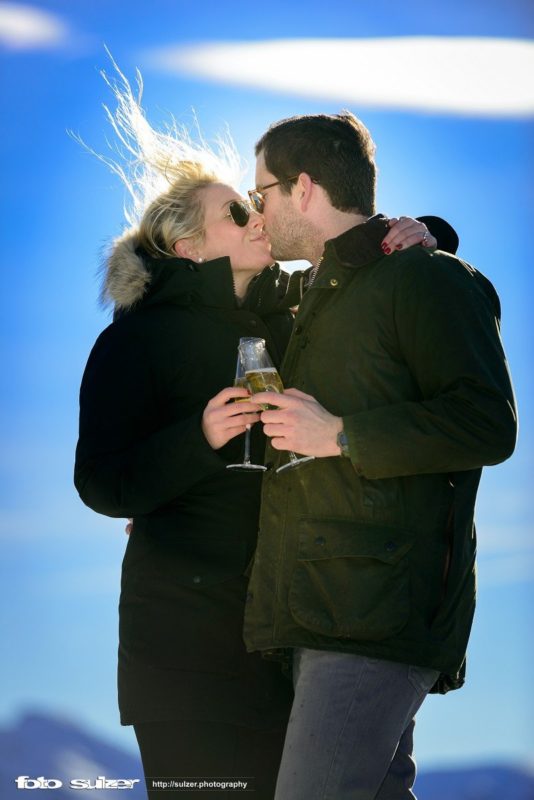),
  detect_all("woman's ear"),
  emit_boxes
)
[173,238,197,260]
